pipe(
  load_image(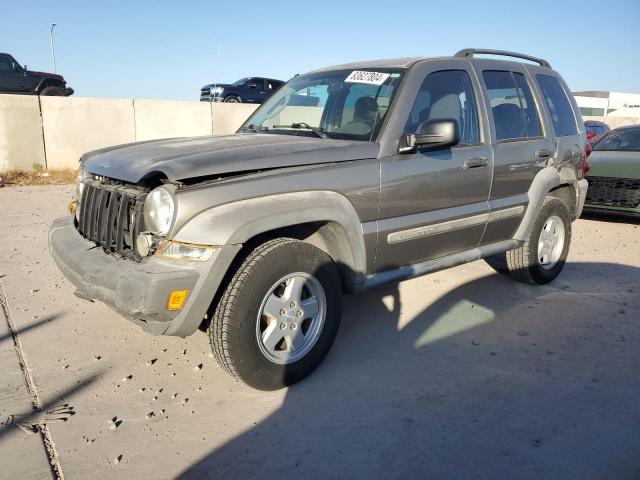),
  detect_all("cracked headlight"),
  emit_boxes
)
[75,170,86,203]
[144,186,175,236]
